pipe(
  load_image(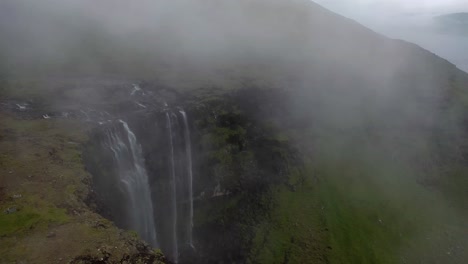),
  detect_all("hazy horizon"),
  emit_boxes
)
[314,0,468,72]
